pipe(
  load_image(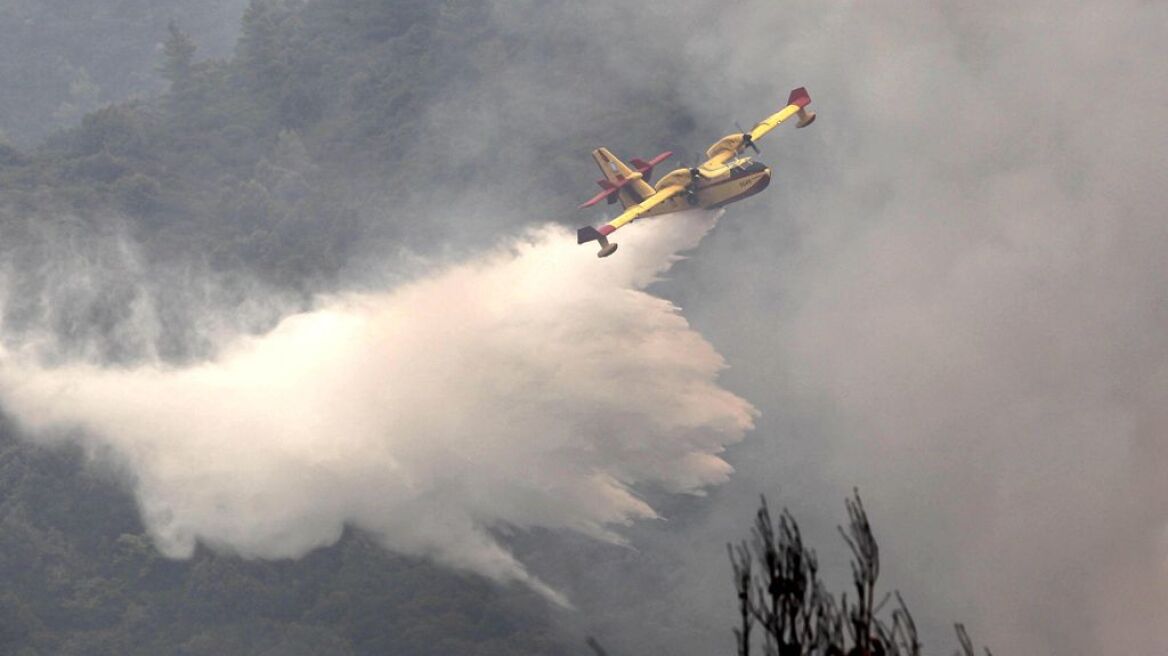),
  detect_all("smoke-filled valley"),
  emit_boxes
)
[0,1,1166,655]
